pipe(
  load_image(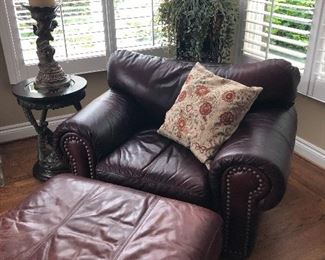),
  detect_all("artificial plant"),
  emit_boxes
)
[158,0,239,63]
